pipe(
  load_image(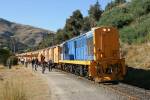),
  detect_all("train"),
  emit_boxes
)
[16,26,127,82]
